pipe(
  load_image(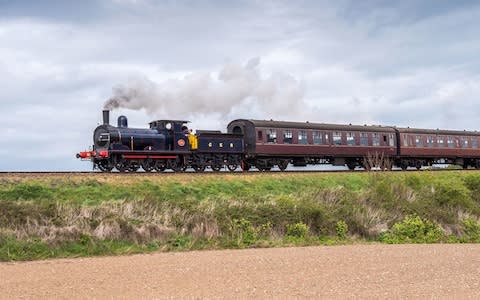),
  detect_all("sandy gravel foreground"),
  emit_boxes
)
[1,244,480,299]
